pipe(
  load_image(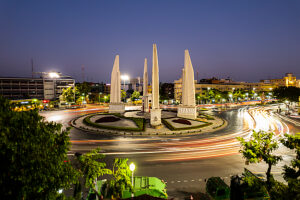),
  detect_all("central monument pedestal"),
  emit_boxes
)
[150,108,161,126]
[109,103,125,113]
[177,106,197,119]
